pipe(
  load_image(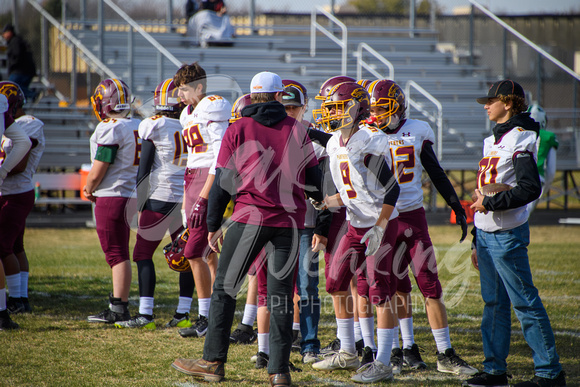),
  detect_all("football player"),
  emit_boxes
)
[85,78,140,324]
[466,80,565,387]
[0,82,45,315]
[172,62,232,338]
[311,82,400,384]
[367,79,475,375]
[114,78,194,330]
